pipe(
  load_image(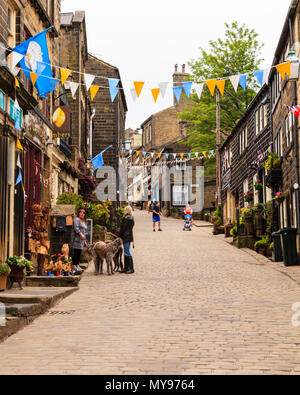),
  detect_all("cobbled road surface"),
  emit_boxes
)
[1,211,300,375]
